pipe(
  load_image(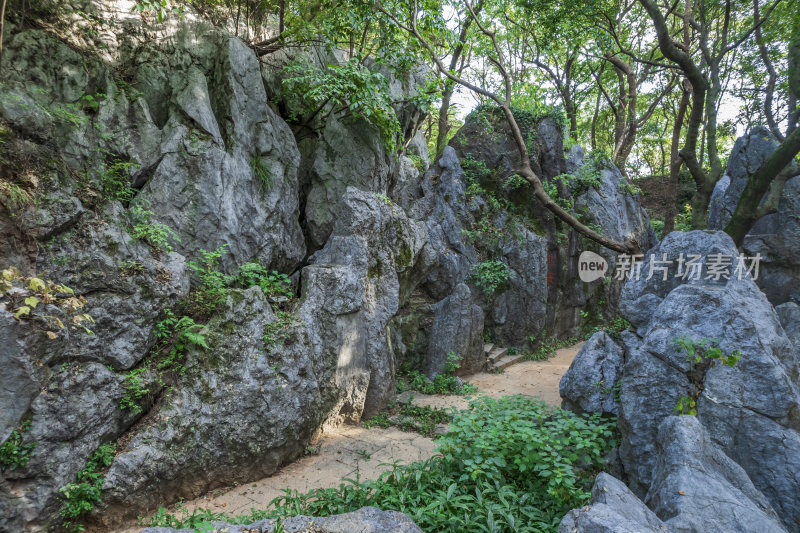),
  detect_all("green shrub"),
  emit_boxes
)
[60,443,116,531]
[235,262,293,299]
[0,420,36,471]
[144,396,616,533]
[128,205,180,253]
[650,218,664,239]
[470,259,511,295]
[120,368,150,414]
[101,158,137,203]
[672,336,740,415]
[186,245,231,316]
[675,203,693,232]
[396,352,477,396]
